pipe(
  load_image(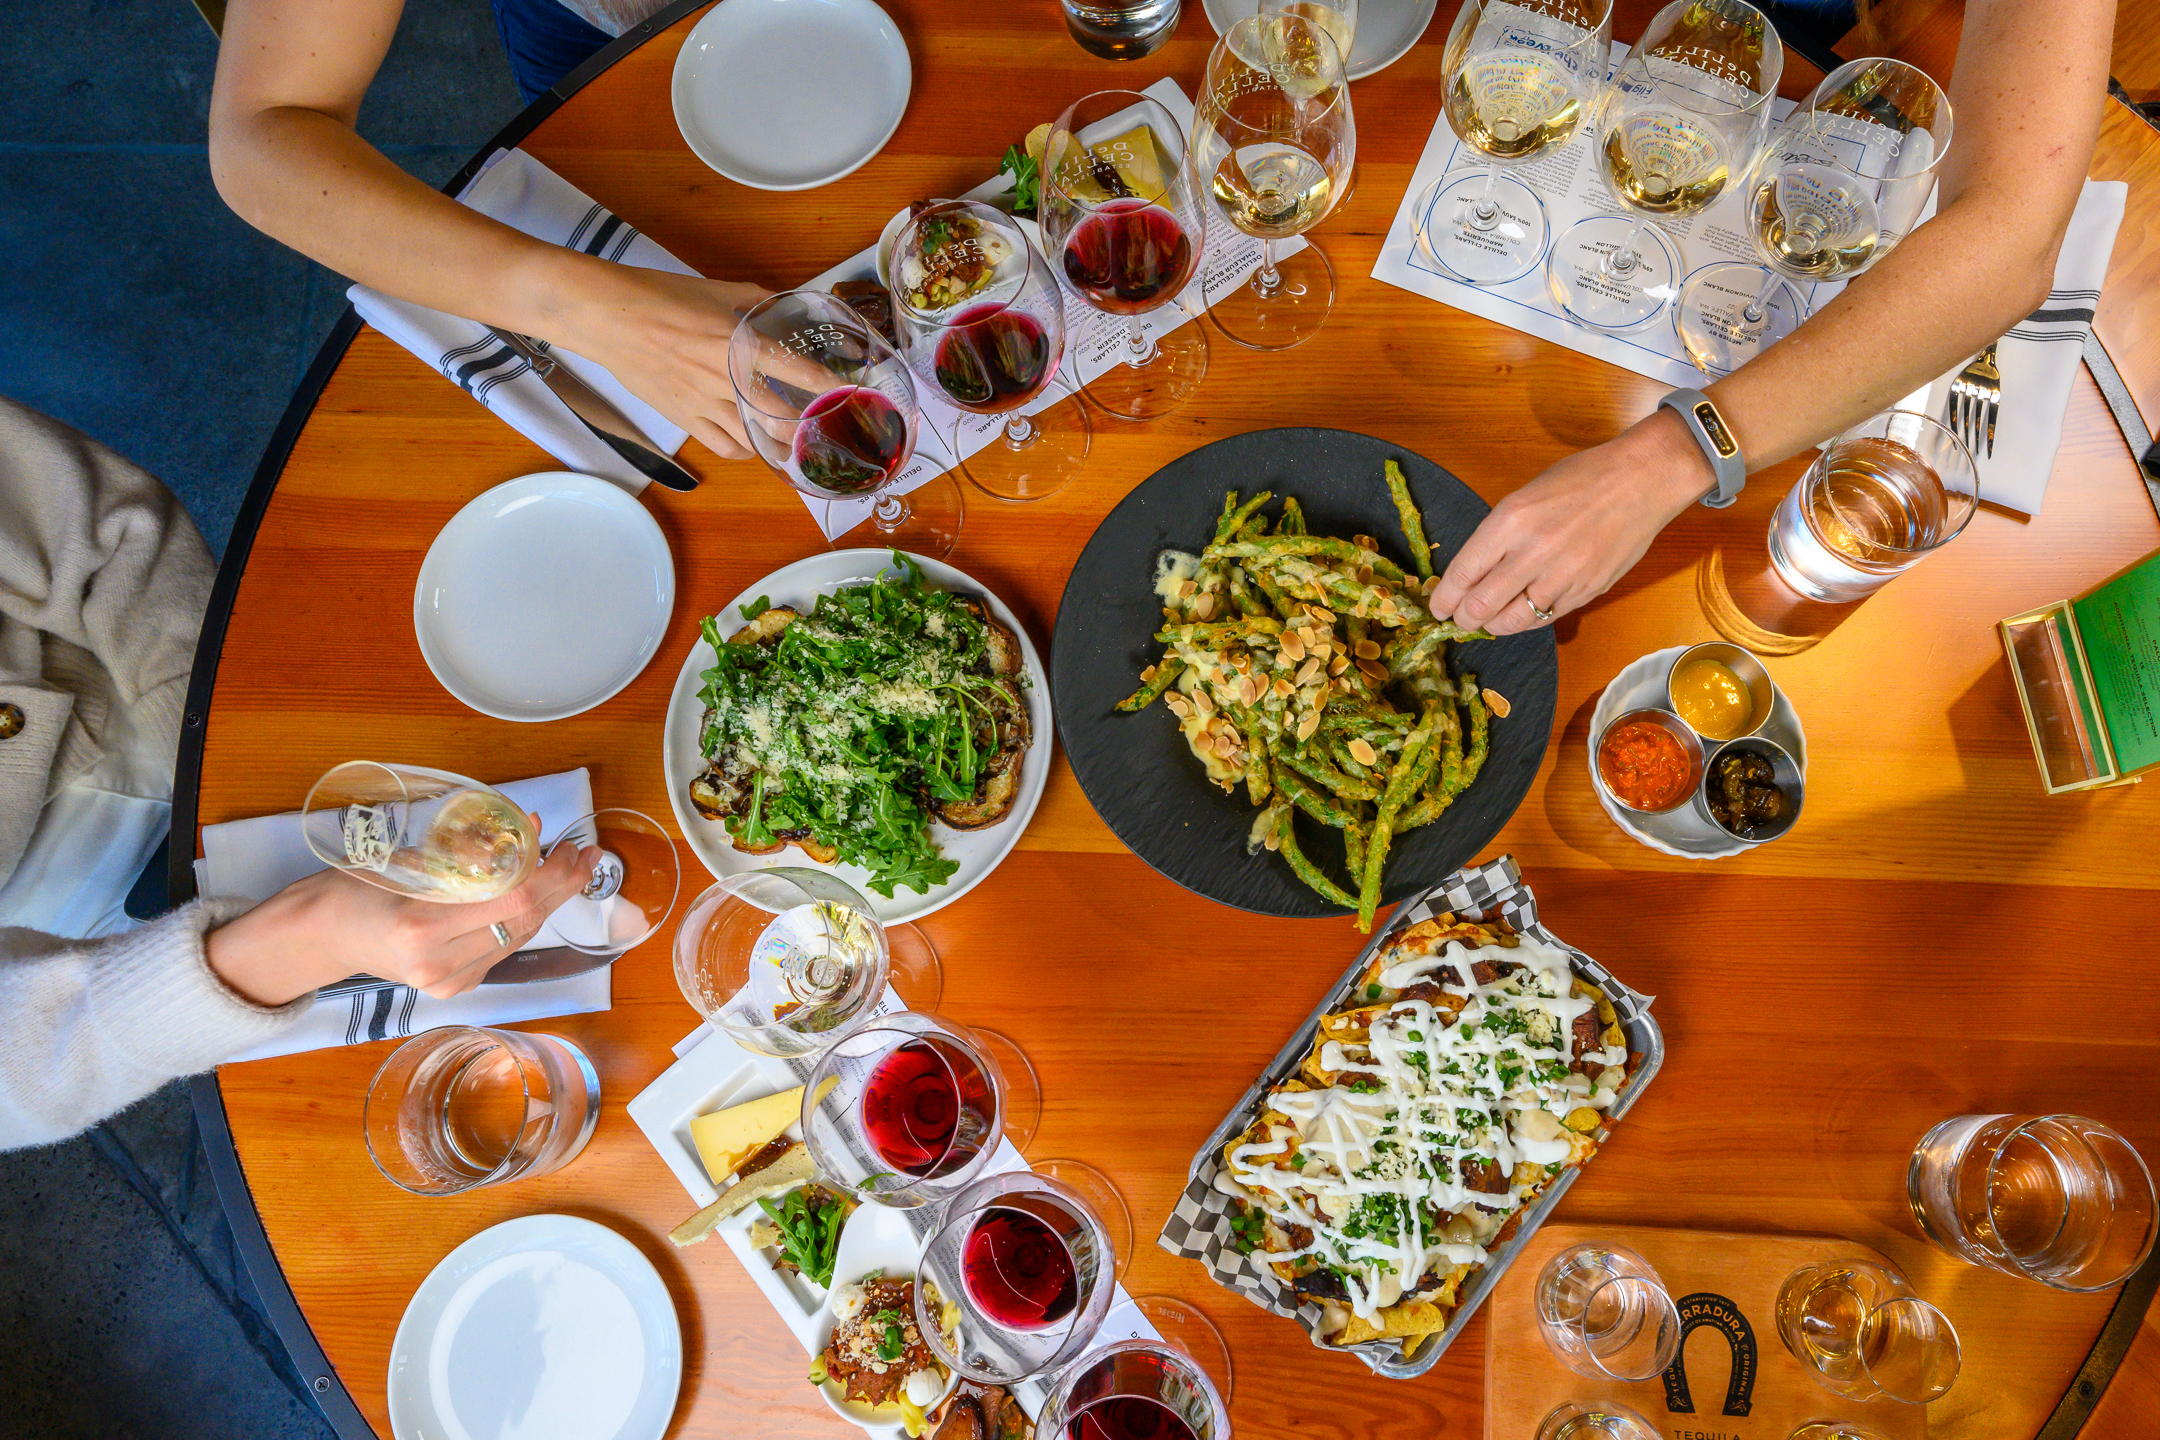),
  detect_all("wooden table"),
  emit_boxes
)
[178,2,2160,1436]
